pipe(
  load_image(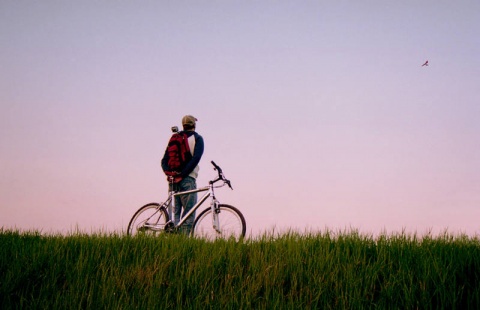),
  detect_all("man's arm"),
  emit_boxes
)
[161,147,169,173]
